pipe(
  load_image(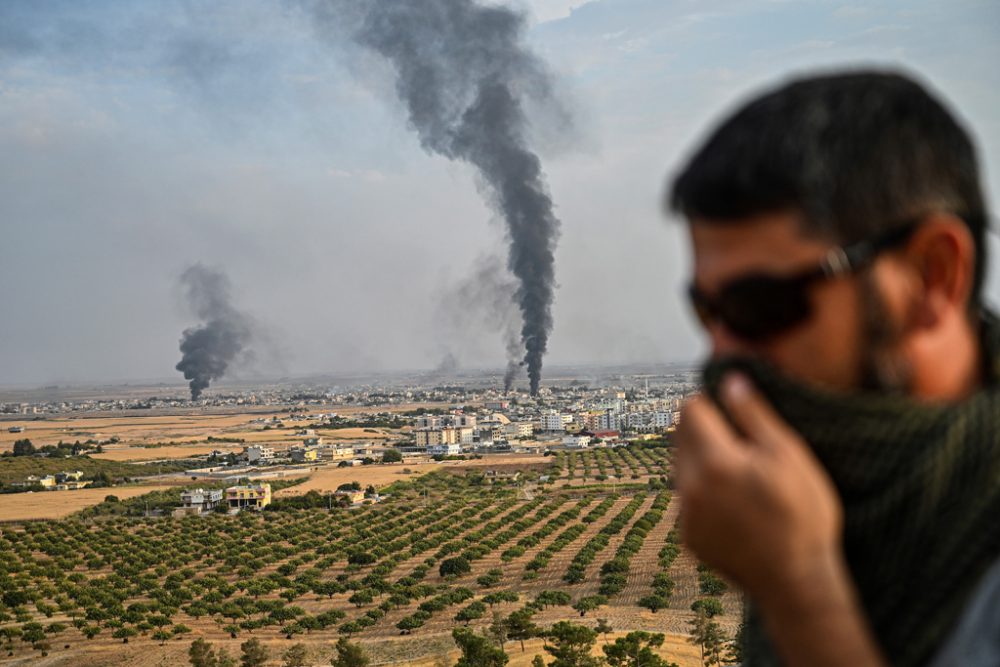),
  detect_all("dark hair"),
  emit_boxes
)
[669,70,989,305]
